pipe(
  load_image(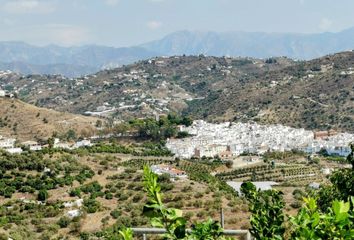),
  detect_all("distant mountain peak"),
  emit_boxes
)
[1,27,354,76]
[141,27,354,59]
